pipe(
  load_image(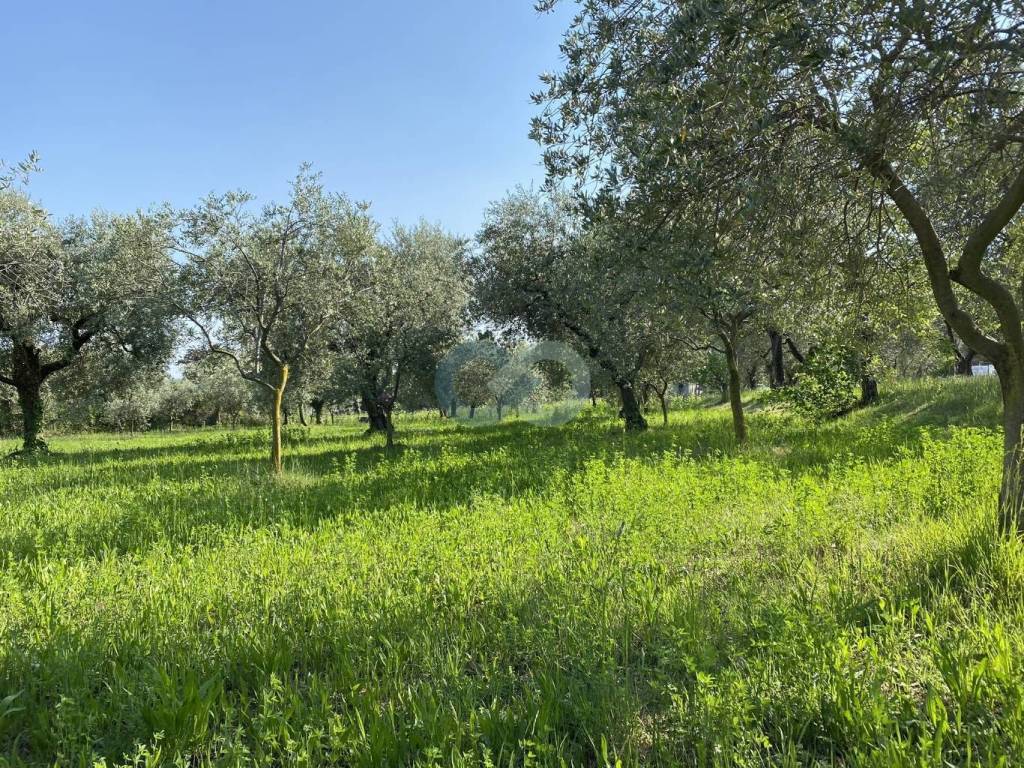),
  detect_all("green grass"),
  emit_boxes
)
[1,376,1022,766]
